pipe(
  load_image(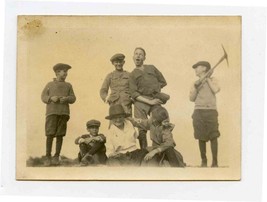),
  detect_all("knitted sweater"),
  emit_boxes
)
[41,79,76,116]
